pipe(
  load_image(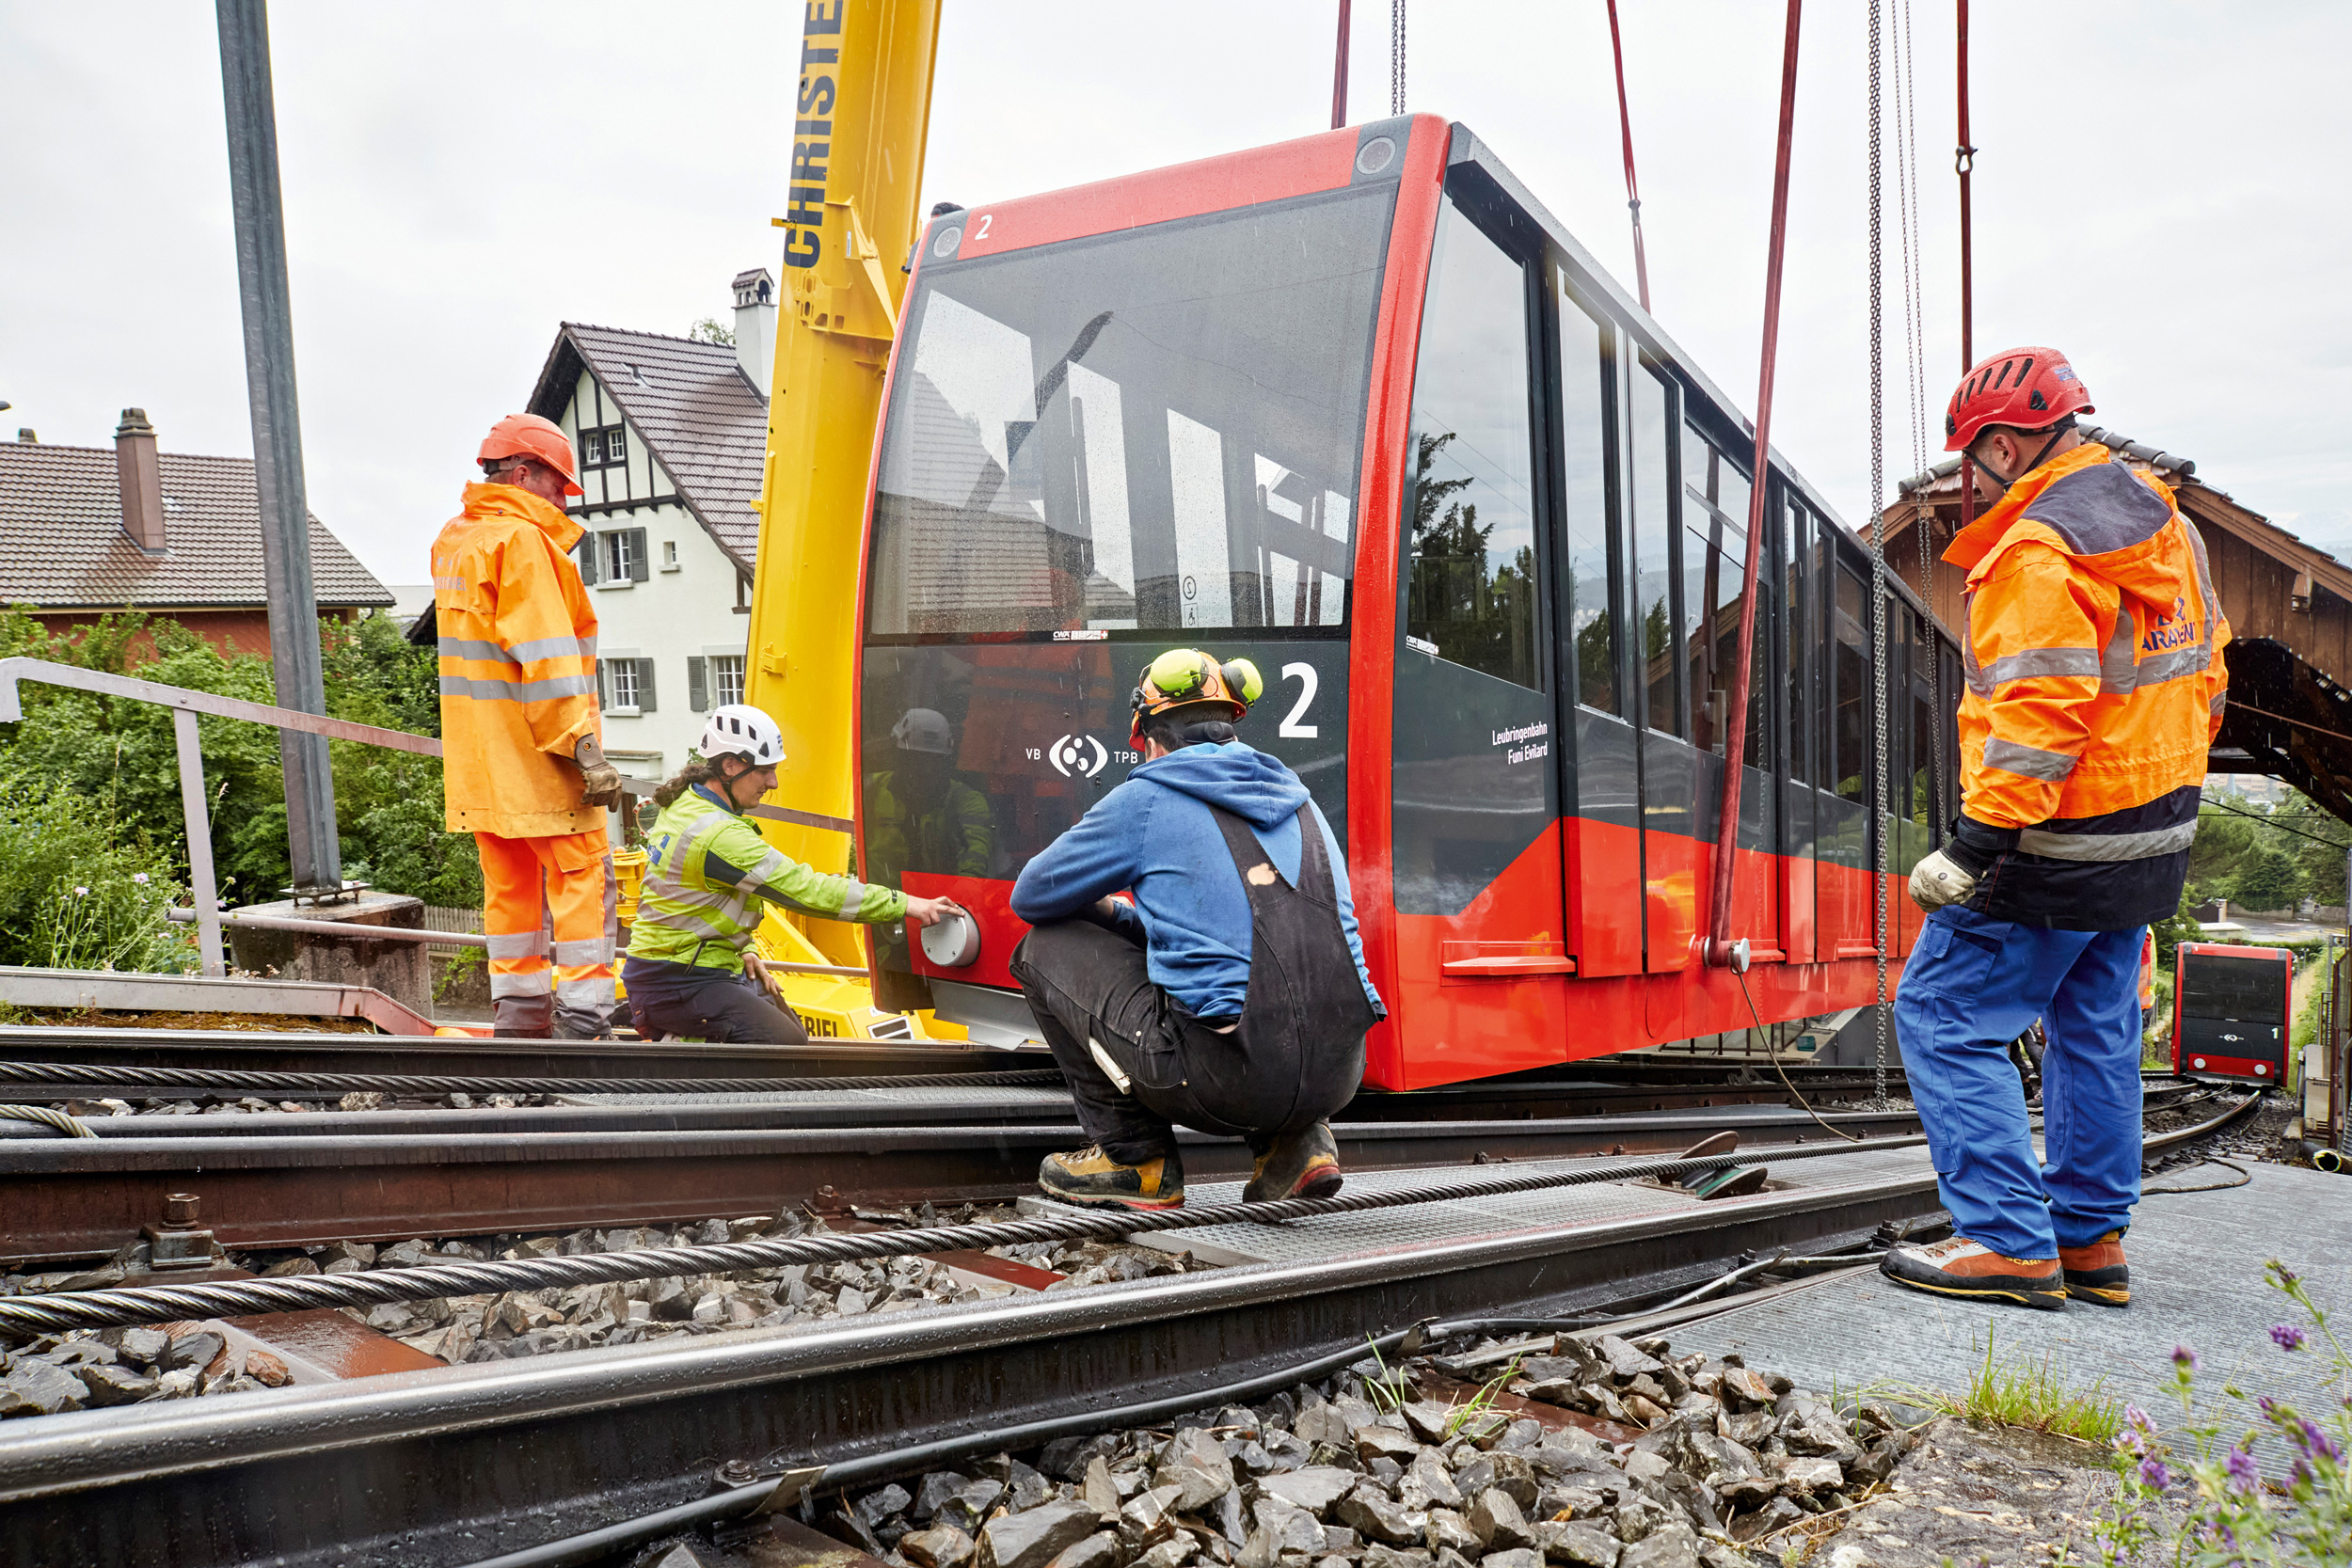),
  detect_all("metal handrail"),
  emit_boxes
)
[0,657,652,977]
